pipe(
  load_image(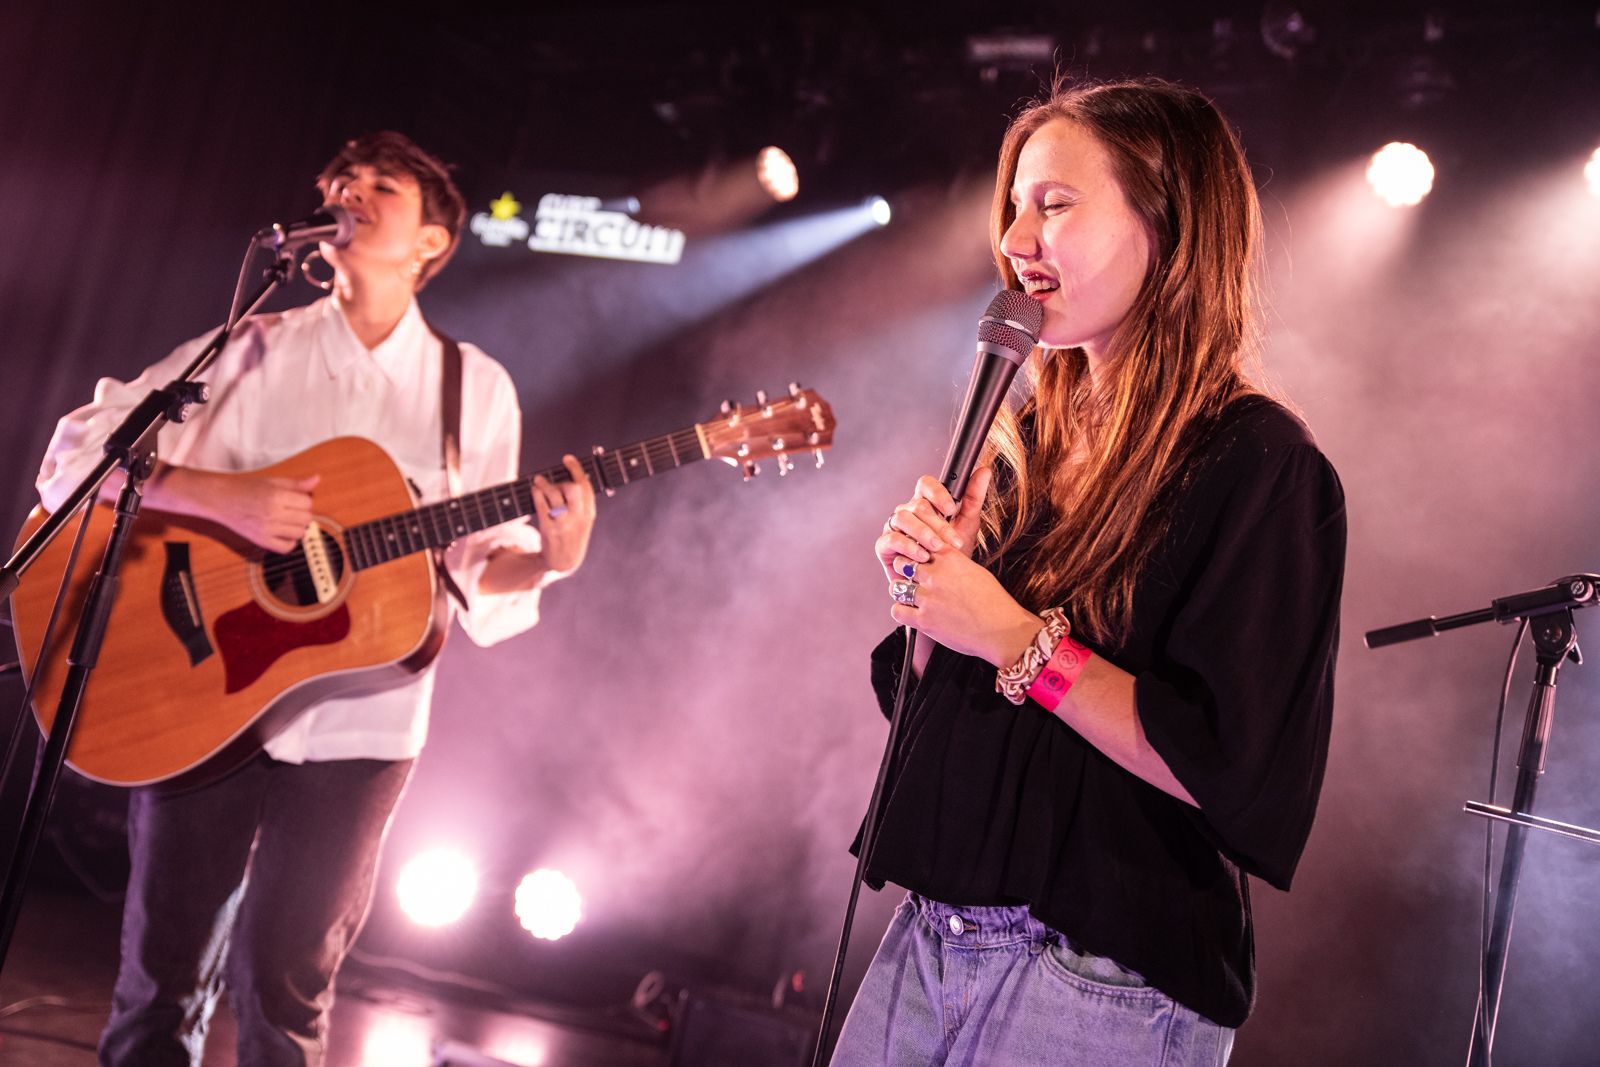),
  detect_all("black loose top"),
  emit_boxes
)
[864,396,1346,1028]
